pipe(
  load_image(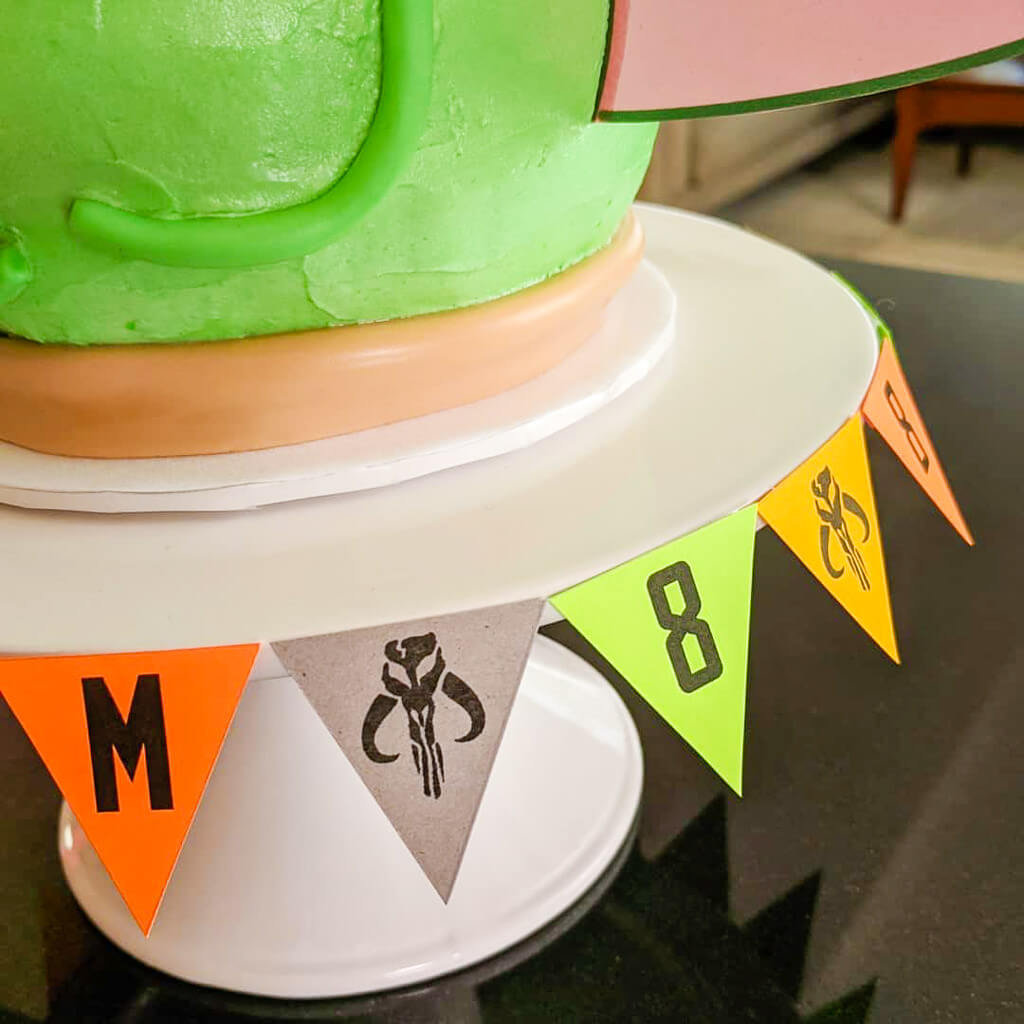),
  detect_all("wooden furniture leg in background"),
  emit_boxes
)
[891,88,922,222]
[891,75,1024,223]
[957,141,974,177]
